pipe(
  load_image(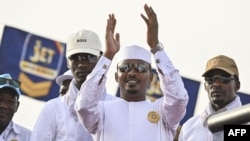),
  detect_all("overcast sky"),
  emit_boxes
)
[0,0,250,130]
